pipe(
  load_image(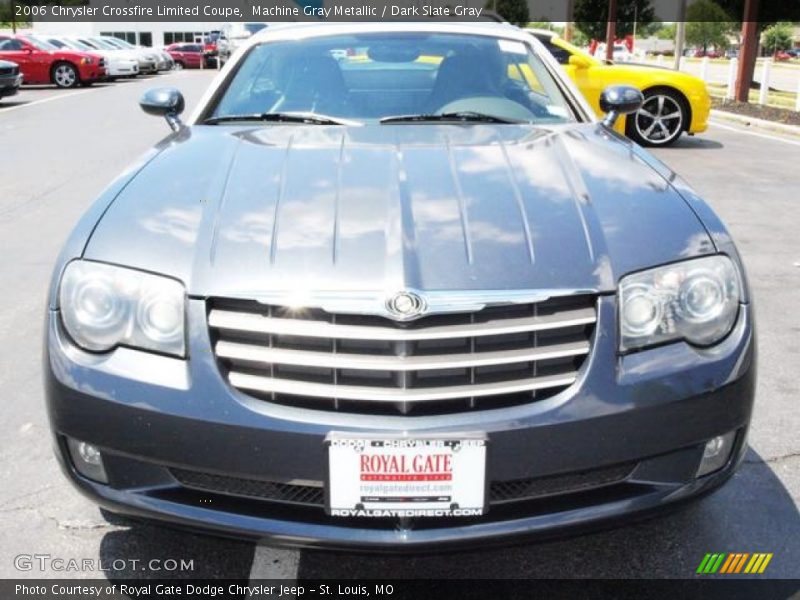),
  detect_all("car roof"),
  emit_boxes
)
[248,21,523,45]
